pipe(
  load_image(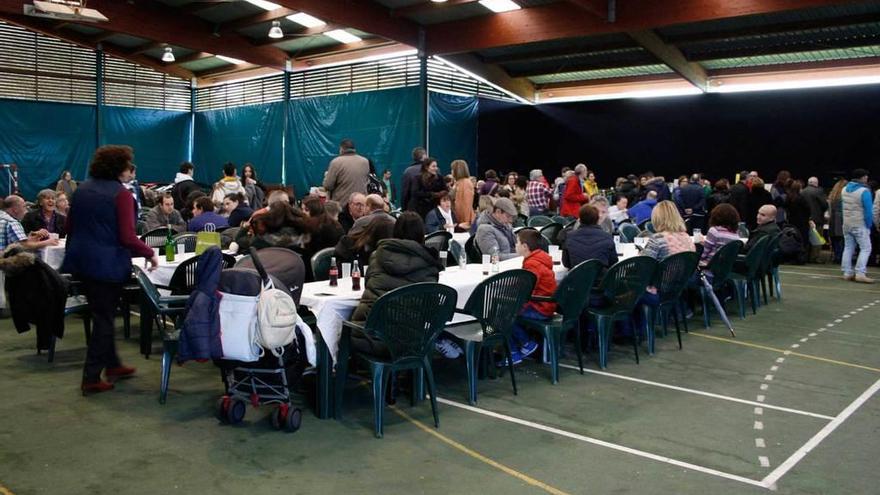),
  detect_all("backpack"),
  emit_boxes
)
[256,279,300,357]
[367,173,386,196]
[778,224,806,264]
